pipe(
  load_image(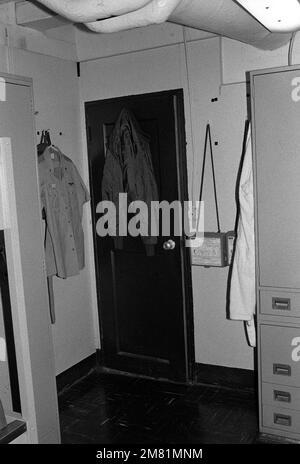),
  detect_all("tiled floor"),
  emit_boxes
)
[59,370,261,444]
